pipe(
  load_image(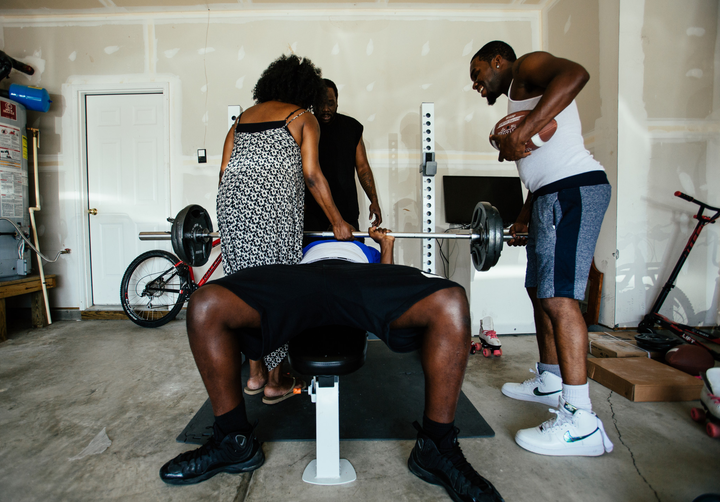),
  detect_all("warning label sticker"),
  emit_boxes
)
[1,101,17,121]
[0,124,26,218]
[0,124,22,170]
[0,168,27,218]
